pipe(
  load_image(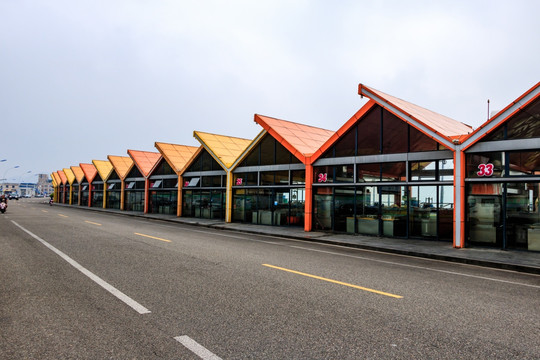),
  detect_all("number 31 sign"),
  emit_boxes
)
[477,163,494,177]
